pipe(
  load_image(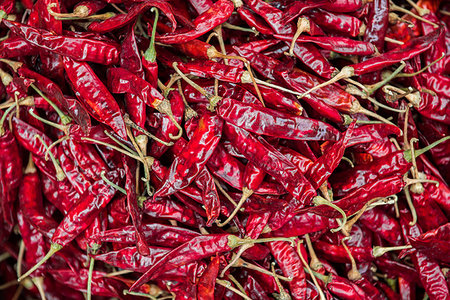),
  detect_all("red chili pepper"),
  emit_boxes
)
[237,7,274,35]
[278,1,327,25]
[275,34,377,56]
[399,207,450,300]
[217,97,340,142]
[154,112,223,197]
[327,274,370,300]
[156,0,234,44]
[144,196,201,227]
[0,36,39,58]
[243,0,295,34]
[268,240,307,299]
[409,223,450,263]
[308,9,366,38]
[417,89,450,125]
[197,255,220,300]
[63,57,127,139]
[3,20,120,65]
[359,207,404,246]
[363,0,389,51]
[88,1,177,33]
[123,157,149,256]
